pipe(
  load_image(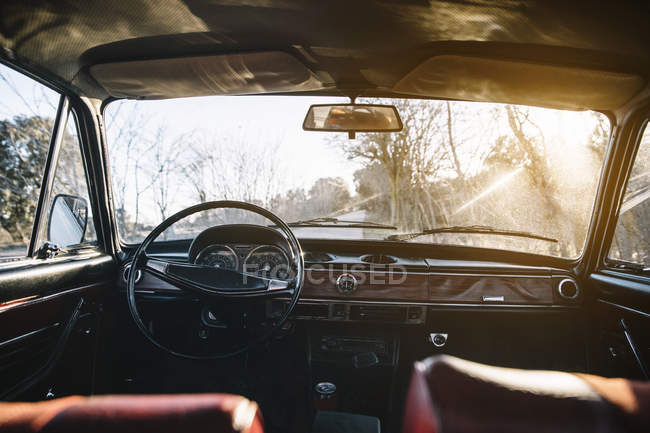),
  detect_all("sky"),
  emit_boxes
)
[105,94,364,193]
[0,64,60,120]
